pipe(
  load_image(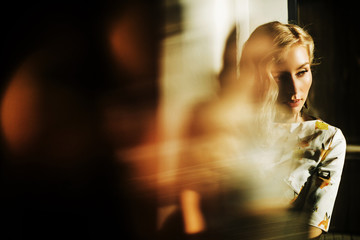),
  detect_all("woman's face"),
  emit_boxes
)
[272,45,312,120]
